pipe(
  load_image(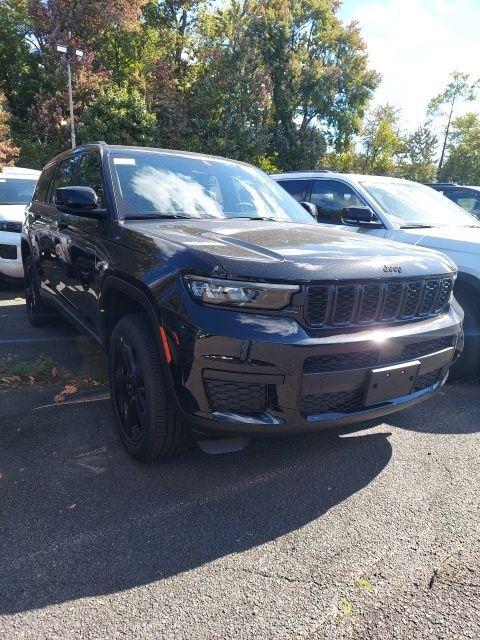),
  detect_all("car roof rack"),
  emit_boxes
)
[281,169,332,174]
